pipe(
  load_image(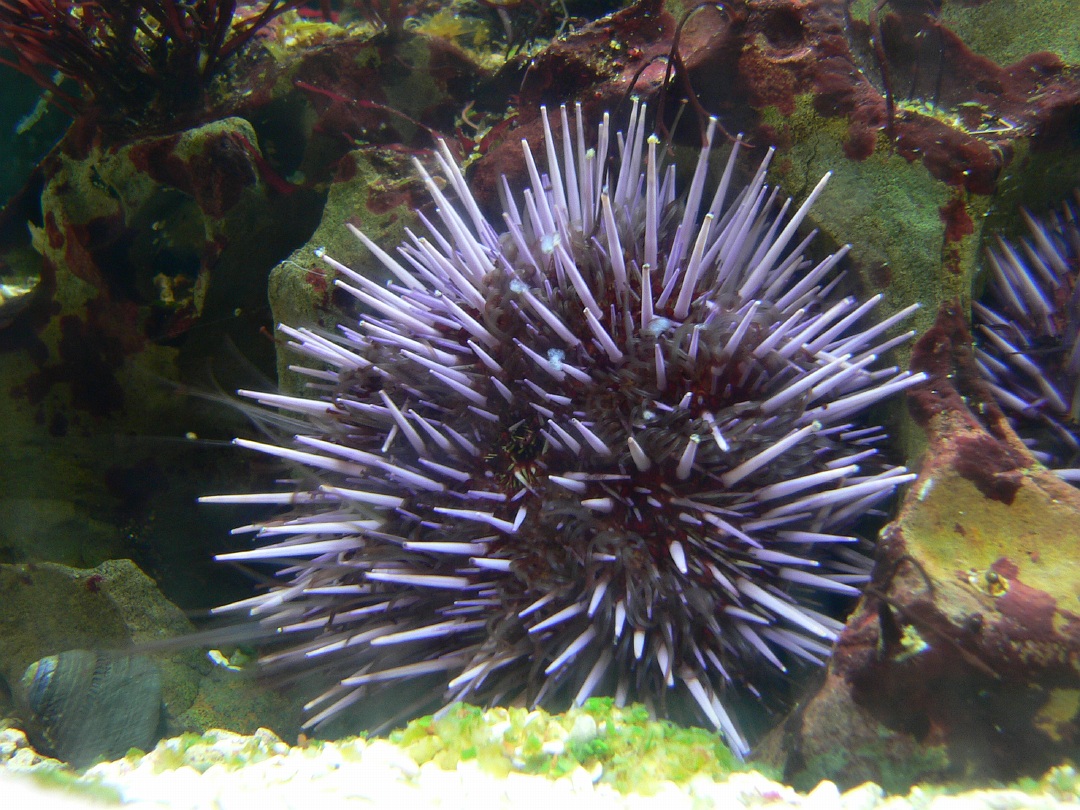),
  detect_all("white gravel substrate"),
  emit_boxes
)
[2,727,1078,810]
